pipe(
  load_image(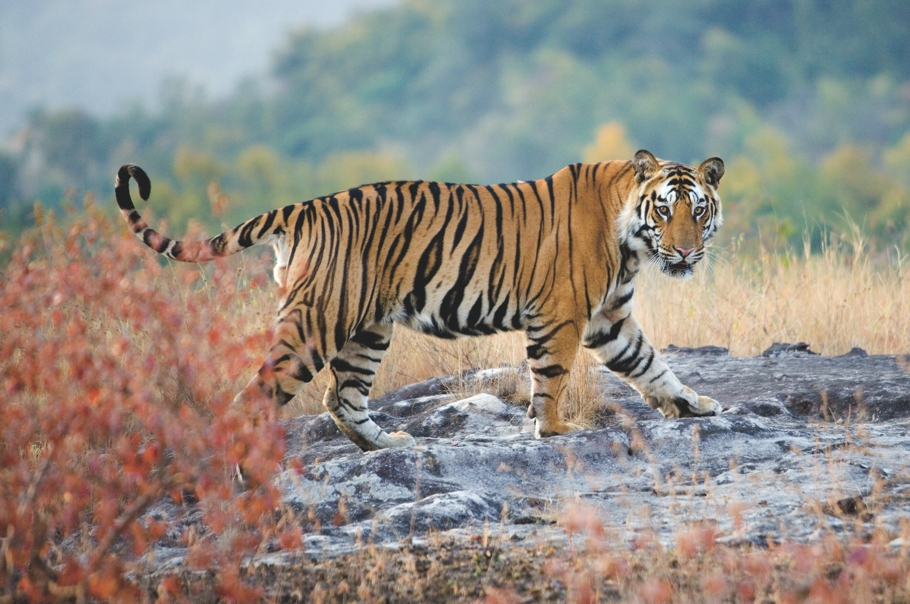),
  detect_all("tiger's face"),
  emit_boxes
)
[622,150,725,278]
